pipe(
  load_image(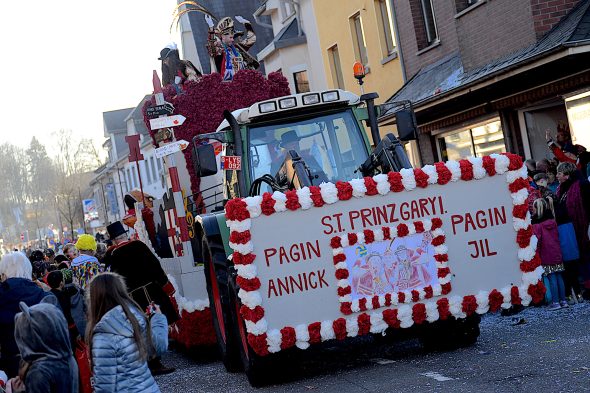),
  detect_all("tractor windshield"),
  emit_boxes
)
[248,109,368,189]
